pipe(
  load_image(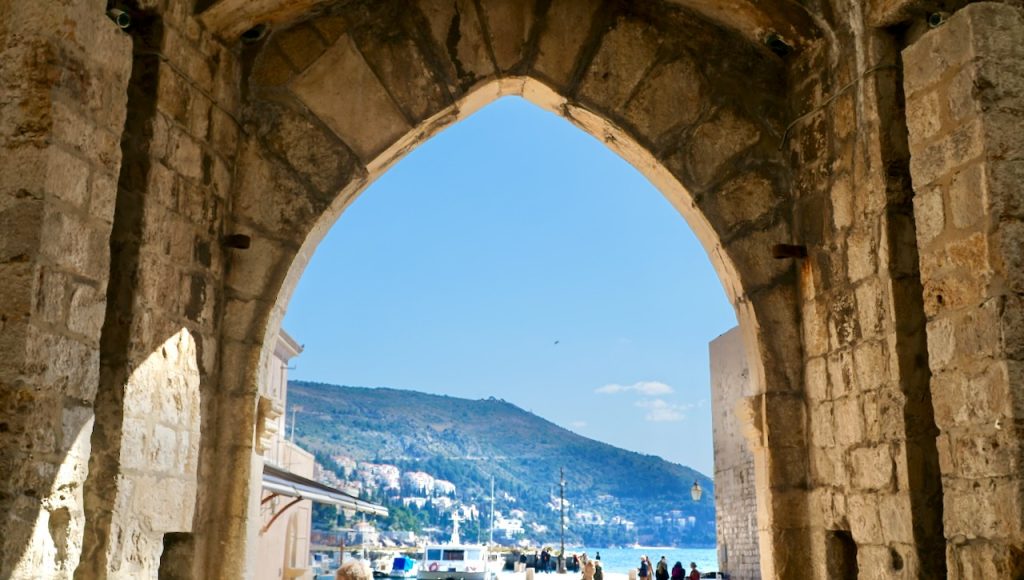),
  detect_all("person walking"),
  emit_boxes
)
[593,560,603,580]
[687,562,700,580]
[655,557,669,580]
[582,558,595,580]
[670,562,685,580]
[638,557,651,580]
